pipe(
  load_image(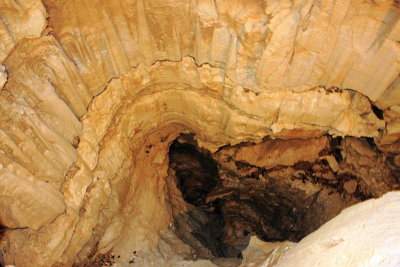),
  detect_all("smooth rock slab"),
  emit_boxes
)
[272,192,400,267]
